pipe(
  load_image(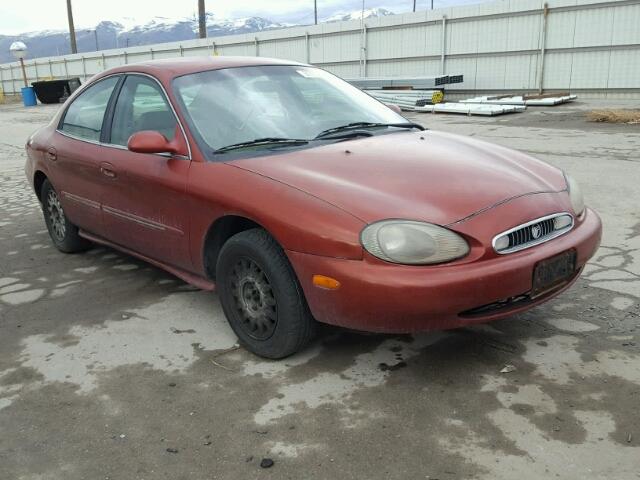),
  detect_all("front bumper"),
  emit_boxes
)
[287,207,602,333]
